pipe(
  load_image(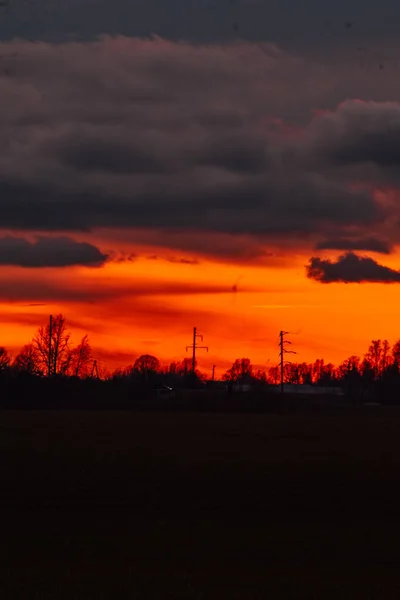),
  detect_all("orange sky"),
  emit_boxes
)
[1,240,399,378]
[0,38,399,377]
